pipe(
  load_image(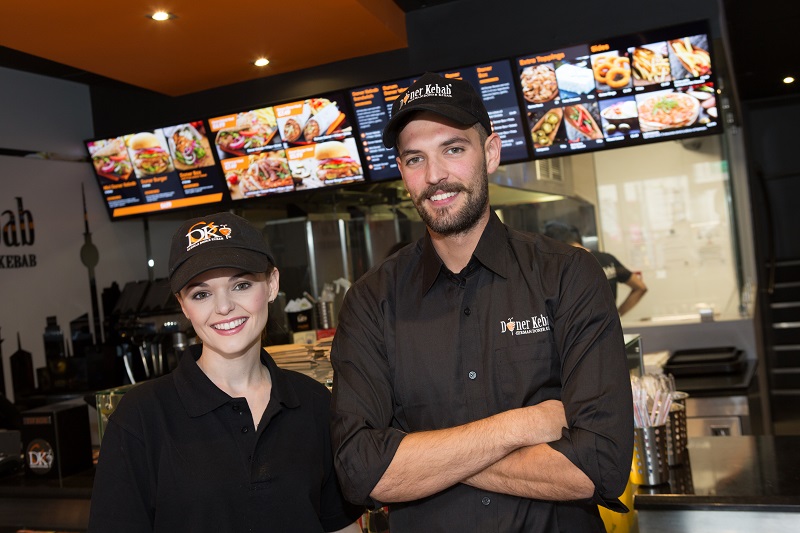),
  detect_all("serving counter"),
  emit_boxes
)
[635,435,800,532]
